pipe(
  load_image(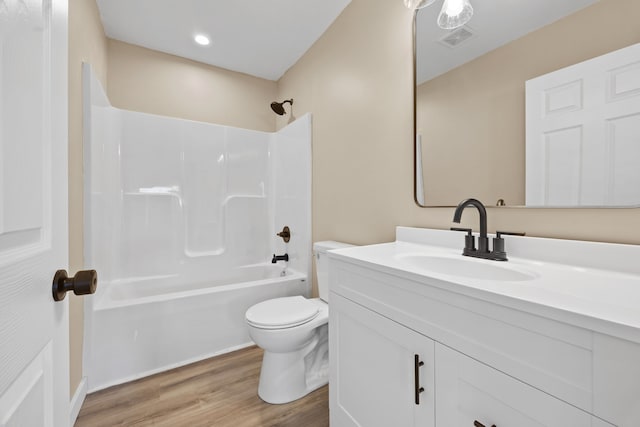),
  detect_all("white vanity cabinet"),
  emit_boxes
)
[329,293,435,427]
[327,233,637,427]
